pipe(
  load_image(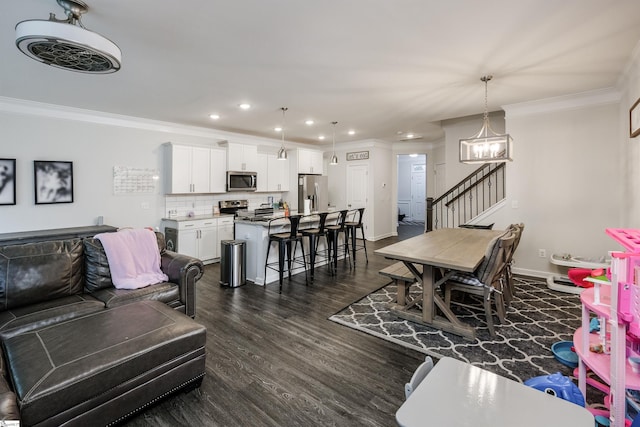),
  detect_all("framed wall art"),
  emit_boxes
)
[34,160,74,204]
[631,97,640,138]
[0,158,16,206]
